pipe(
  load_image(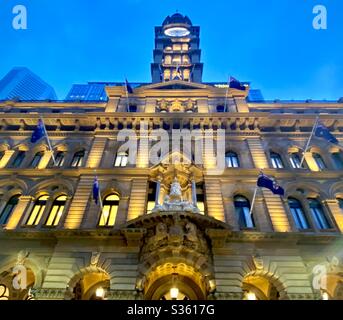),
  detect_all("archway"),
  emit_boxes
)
[242,273,286,300]
[143,262,208,300]
[68,268,110,300]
